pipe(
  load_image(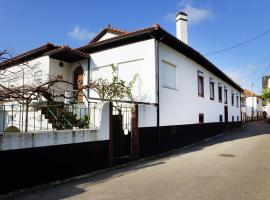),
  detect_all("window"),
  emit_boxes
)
[232,116,234,122]
[199,113,204,124]
[231,91,234,106]
[162,60,176,89]
[198,71,204,97]
[34,71,42,82]
[224,88,228,104]
[218,83,222,103]
[237,116,239,121]
[236,94,239,107]
[219,115,223,122]
[257,99,259,104]
[209,78,215,100]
